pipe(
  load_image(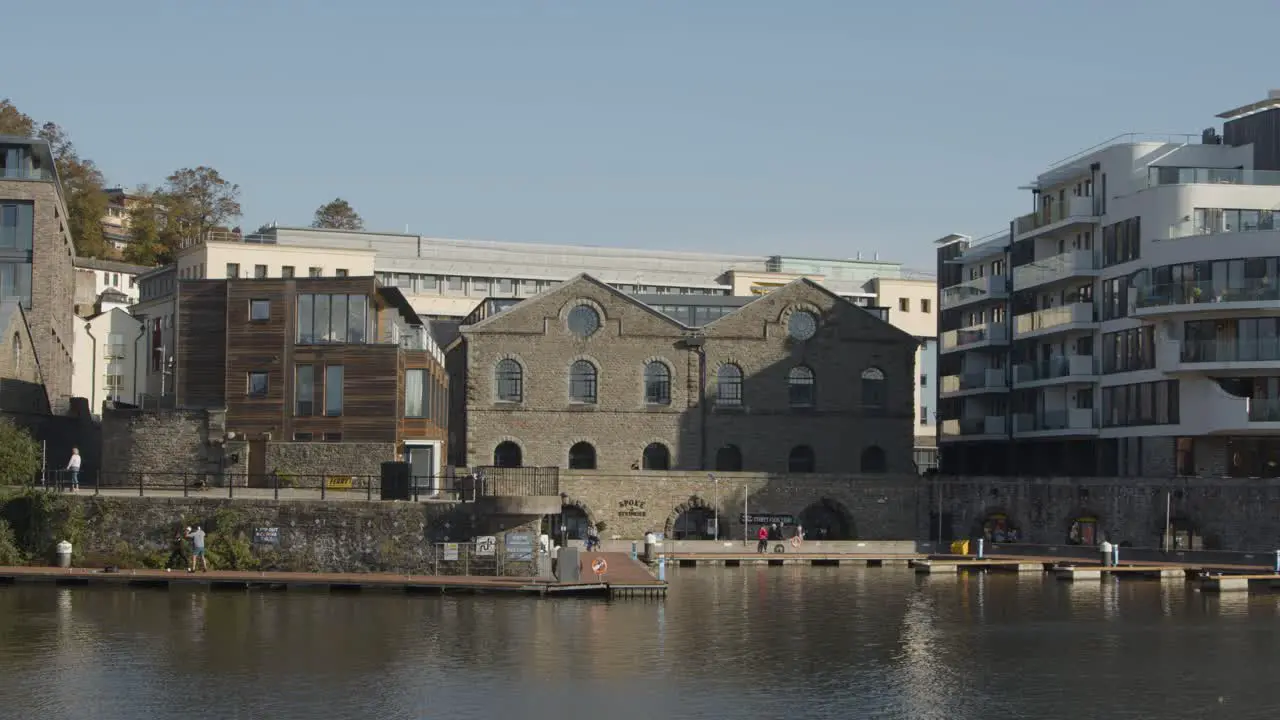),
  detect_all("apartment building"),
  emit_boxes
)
[0,135,77,412]
[938,90,1280,479]
[73,257,148,315]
